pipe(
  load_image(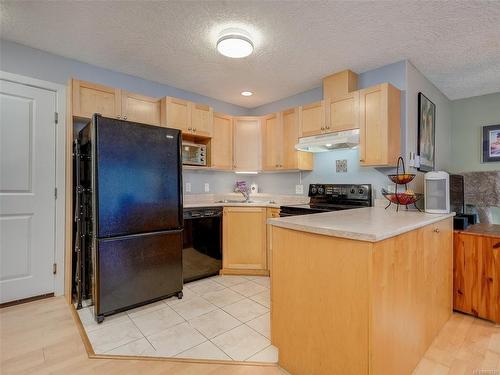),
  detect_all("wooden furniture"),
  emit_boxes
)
[222,207,268,275]
[453,224,500,323]
[262,110,313,171]
[71,79,162,126]
[327,91,360,132]
[323,69,358,100]
[161,97,213,137]
[271,218,453,375]
[121,91,161,126]
[359,83,401,166]
[266,208,280,274]
[71,79,121,119]
[298,100,326,137]
[232,117,262,172]
[211,112,233,170]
